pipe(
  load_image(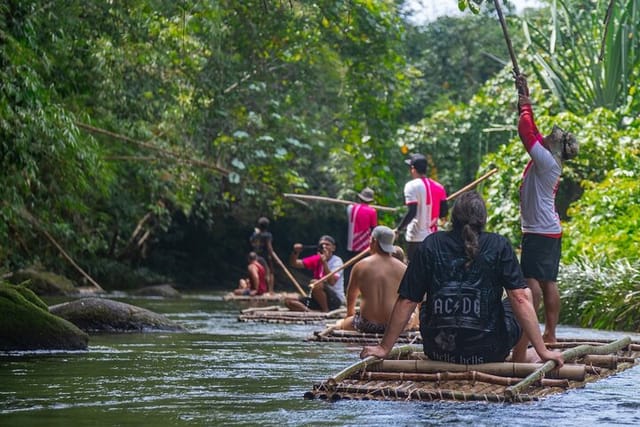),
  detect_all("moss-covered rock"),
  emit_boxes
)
[8,268,76,296]
[49,297,187,333]
[0,282,89,351]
